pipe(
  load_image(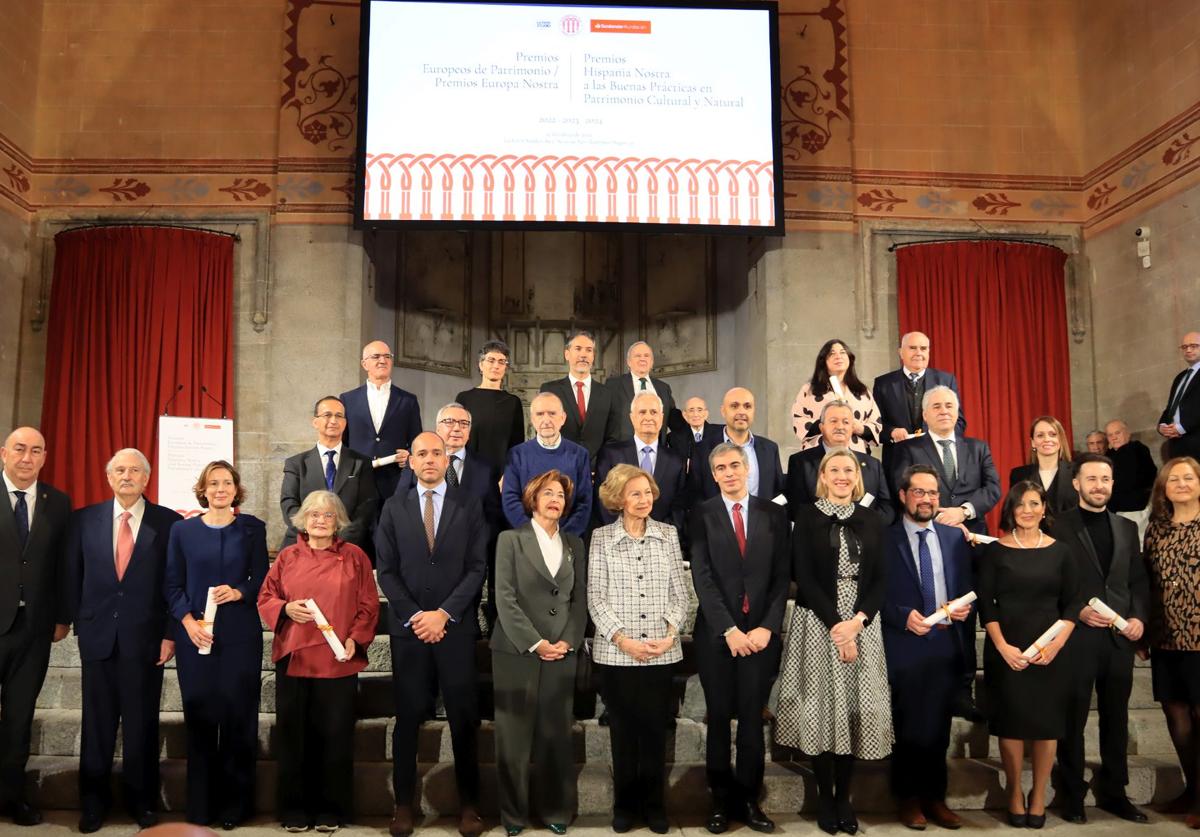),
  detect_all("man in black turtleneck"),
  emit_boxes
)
[1050,452,1150,825]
